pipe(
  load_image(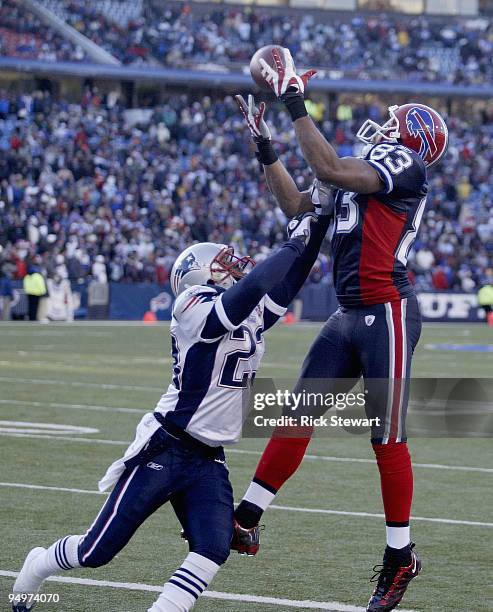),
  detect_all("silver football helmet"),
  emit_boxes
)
[170,242,255,297]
